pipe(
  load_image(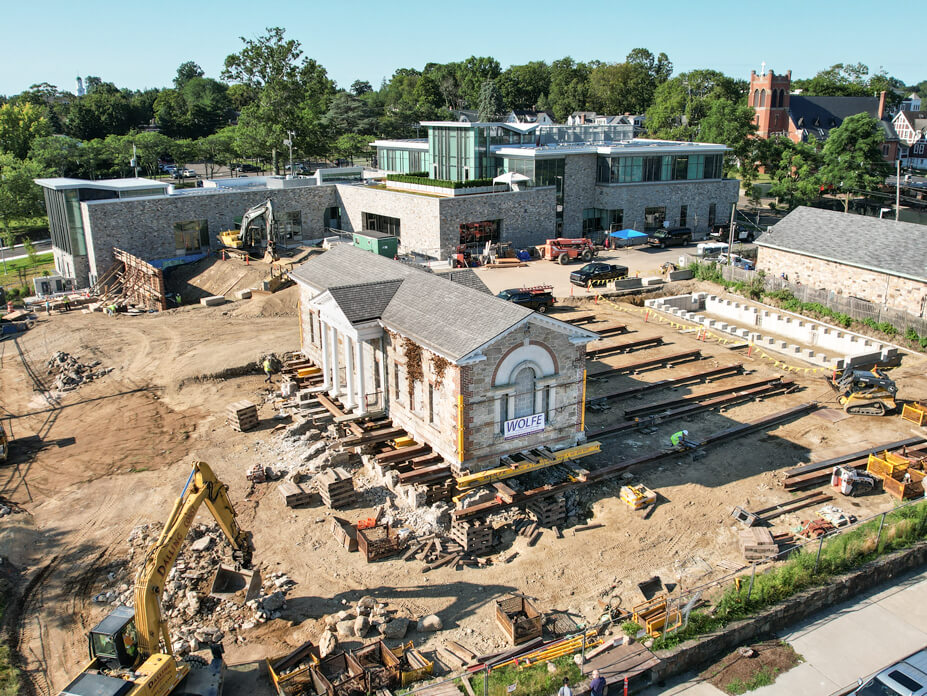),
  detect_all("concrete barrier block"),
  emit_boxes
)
[667,269,694,281]
[235,289,252,300]
[200,296,226,307]
[779,341,789,349]
[740,329,751,338]
[719,323,728,331]
[642,276,664,286]
[613,277,643,290]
